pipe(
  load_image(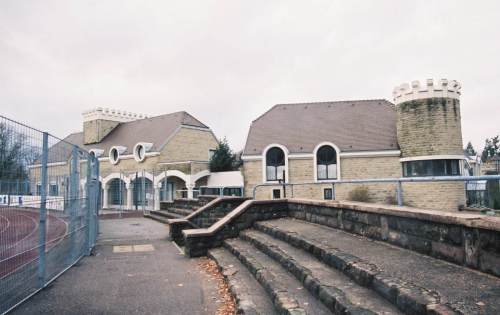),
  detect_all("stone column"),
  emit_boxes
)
[187,184,194,199]
[102,185,109,209]
[126,183,133,209]
[154,184,160,211]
